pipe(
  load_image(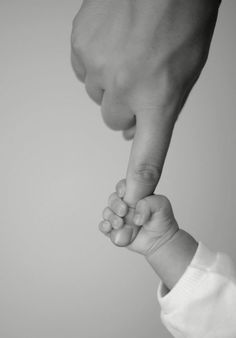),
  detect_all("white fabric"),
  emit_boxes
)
[158,242,236,338]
